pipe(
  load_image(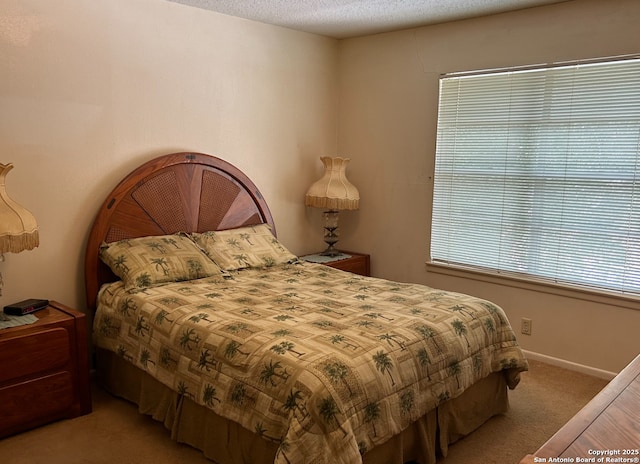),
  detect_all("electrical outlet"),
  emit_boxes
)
[521,317,532,335]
